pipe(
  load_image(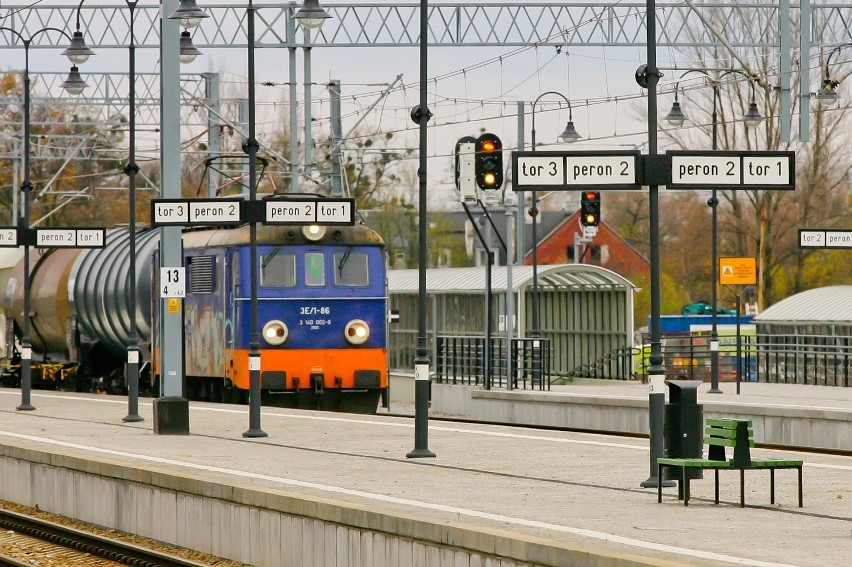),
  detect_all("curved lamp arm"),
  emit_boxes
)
[821,43,852,96]
[666,68,762,129]
[531,91,578,148]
